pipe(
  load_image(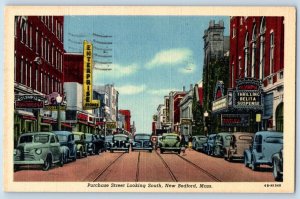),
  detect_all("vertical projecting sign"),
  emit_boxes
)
[83,40,100,110]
